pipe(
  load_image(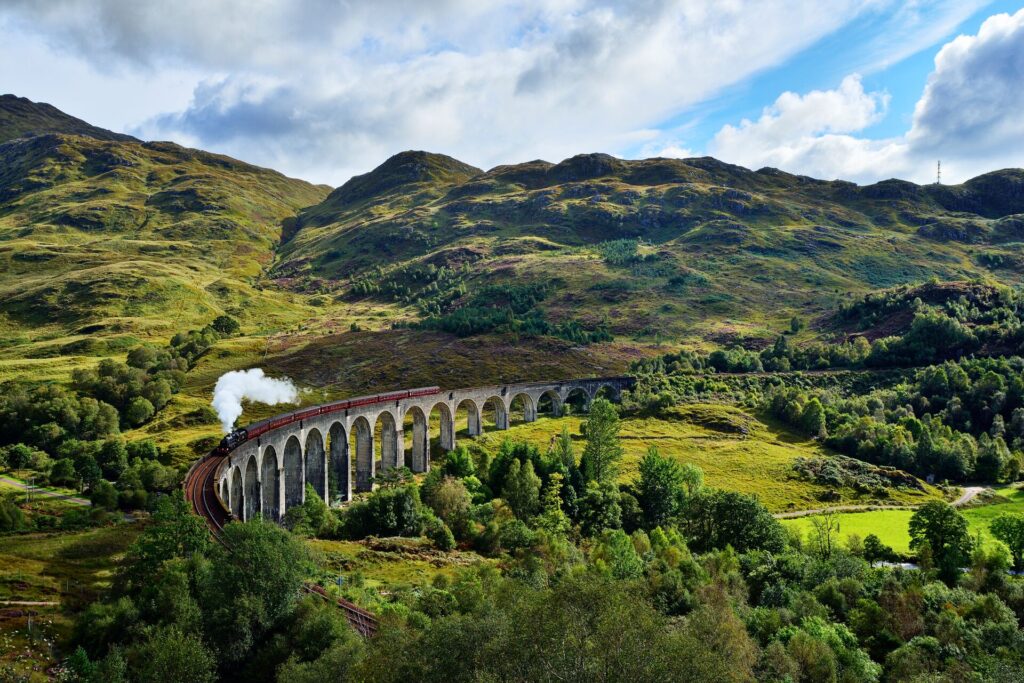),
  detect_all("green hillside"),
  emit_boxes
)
[276,151,1024,346]
[1,95,1023,431]
[0,99,330,366]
